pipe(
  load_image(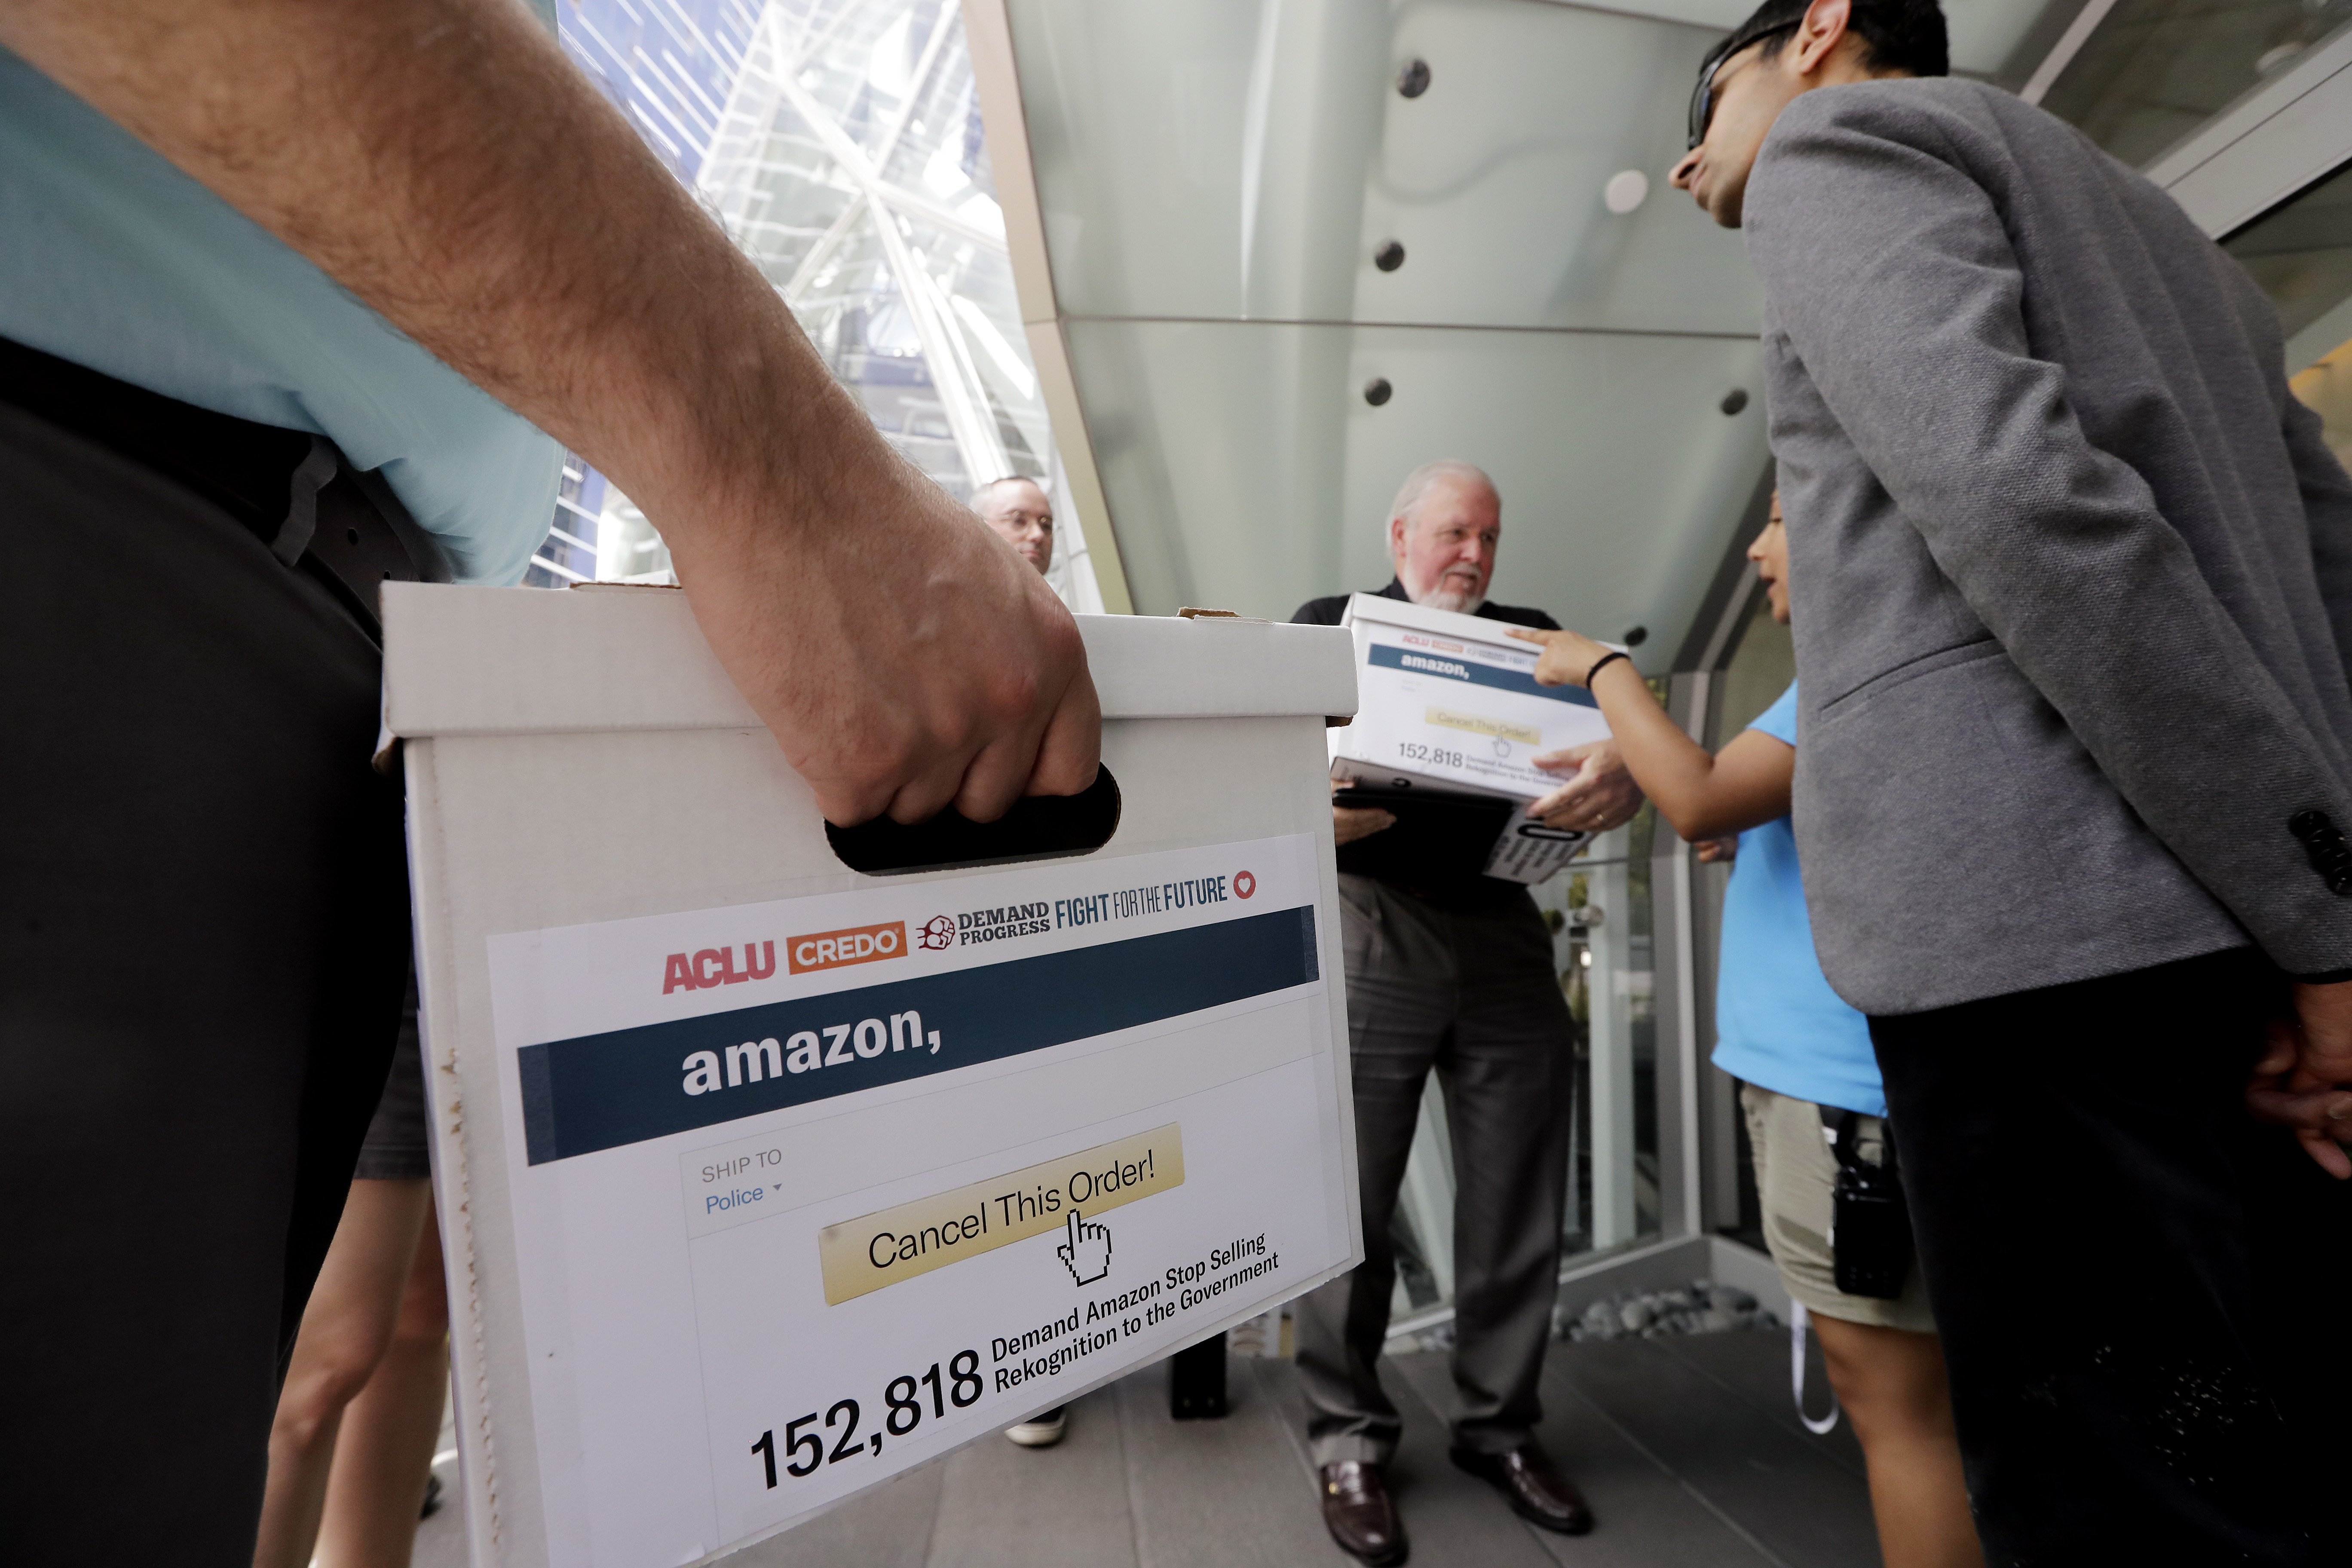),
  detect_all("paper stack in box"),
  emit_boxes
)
[1329,593,1616,884]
